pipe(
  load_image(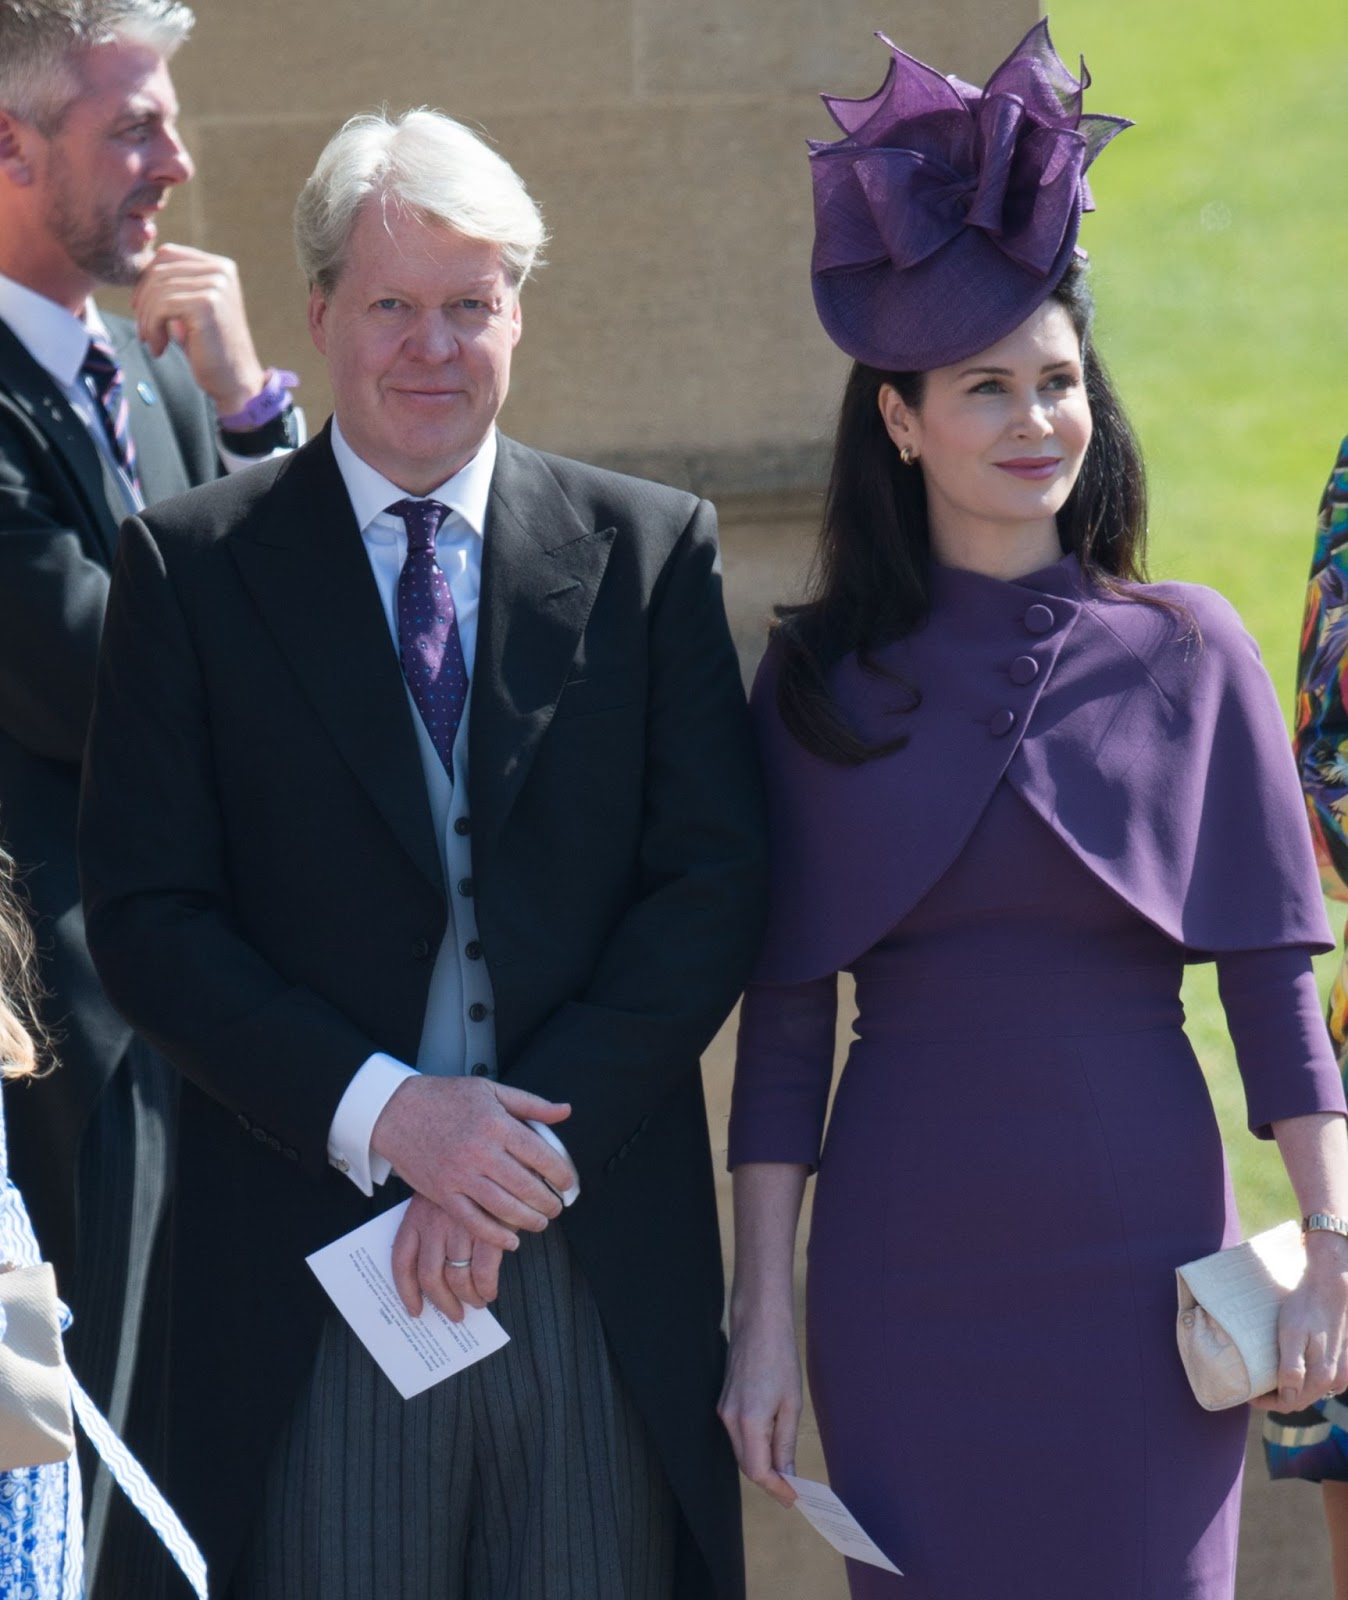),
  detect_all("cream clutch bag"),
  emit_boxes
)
[1175,1222,1305,1411]
[0,1261,75,1468]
